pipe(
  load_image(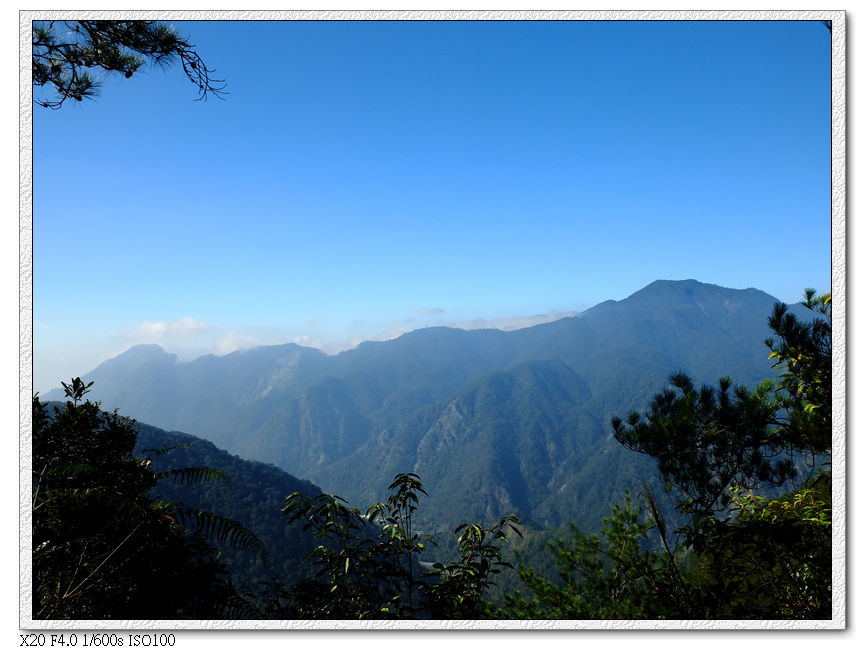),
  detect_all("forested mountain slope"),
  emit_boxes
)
[132,422,323,592]
[46,280,803,533]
